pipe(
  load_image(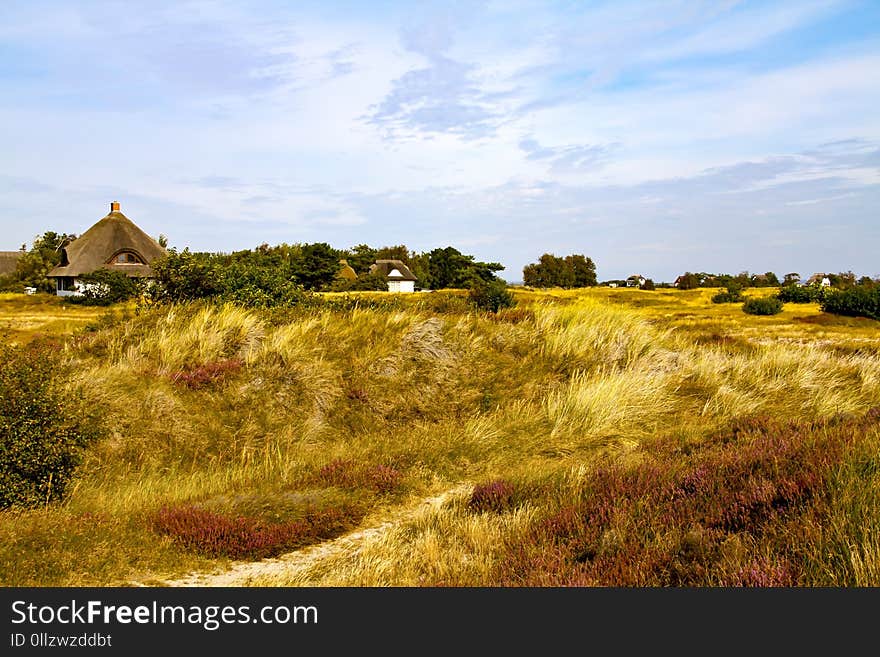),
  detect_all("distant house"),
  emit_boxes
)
[806,273,831,287]
[626,274,646,288]
[0,250,24,277]
[336,259,358,281]
[369,259,417,293]
[47,201,166,296]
